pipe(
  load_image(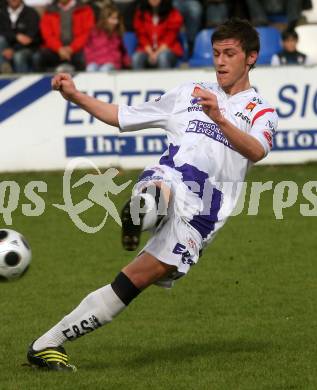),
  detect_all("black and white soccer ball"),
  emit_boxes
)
[0,229,31,281]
